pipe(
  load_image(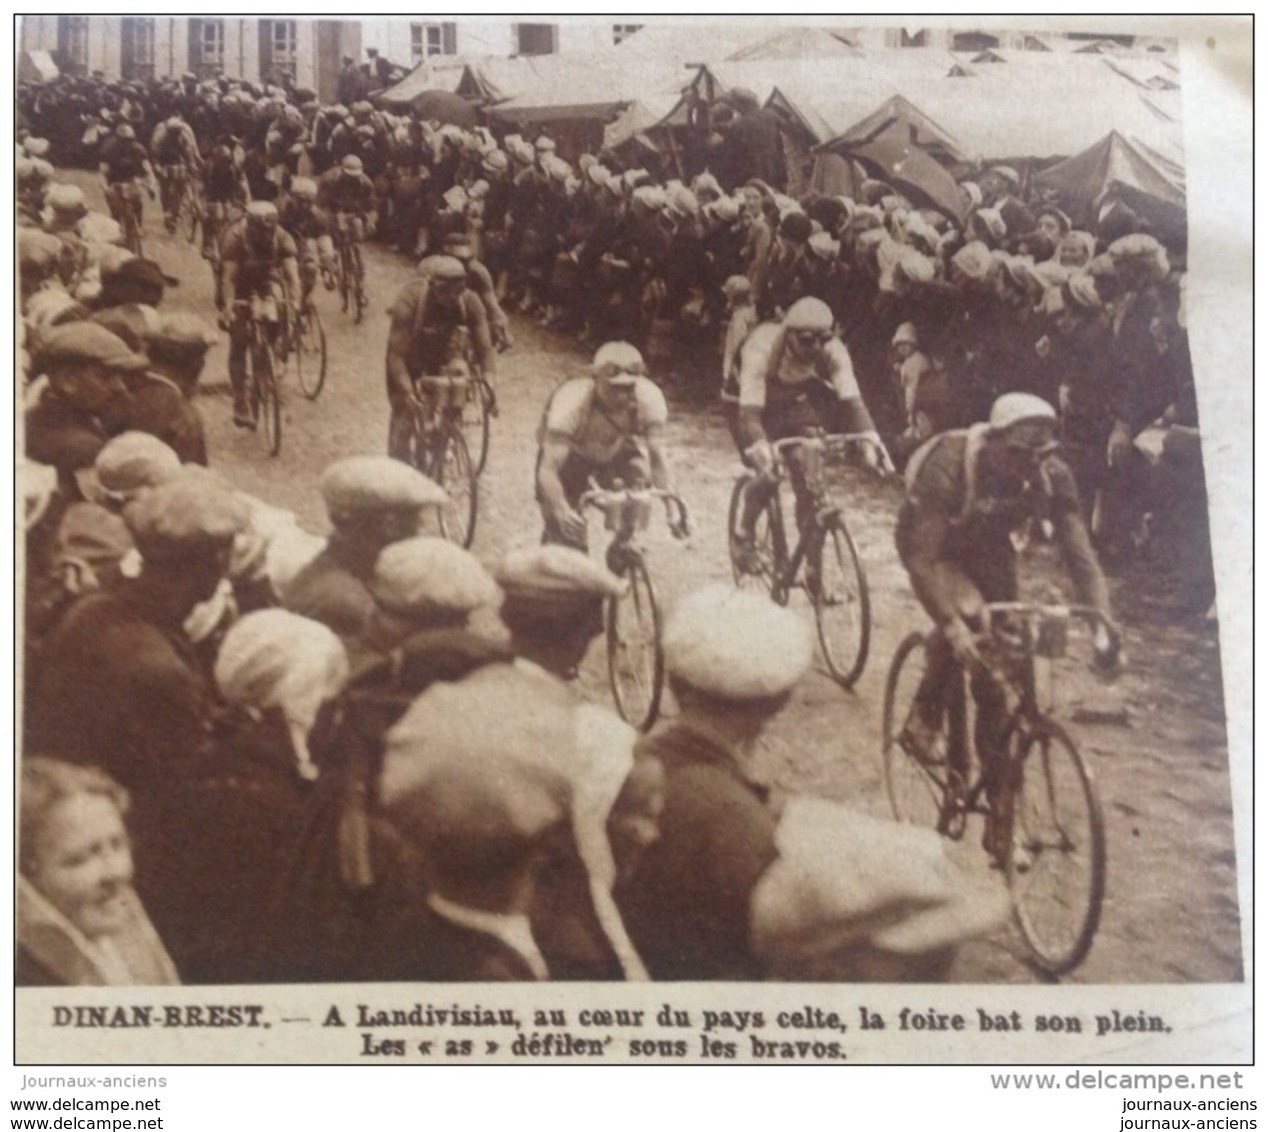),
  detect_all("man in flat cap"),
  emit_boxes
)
[384,256,496,462]
[283,456,449,641]
[615,586,1007,980]
[26,470,246,796]
[26,323,146,497]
